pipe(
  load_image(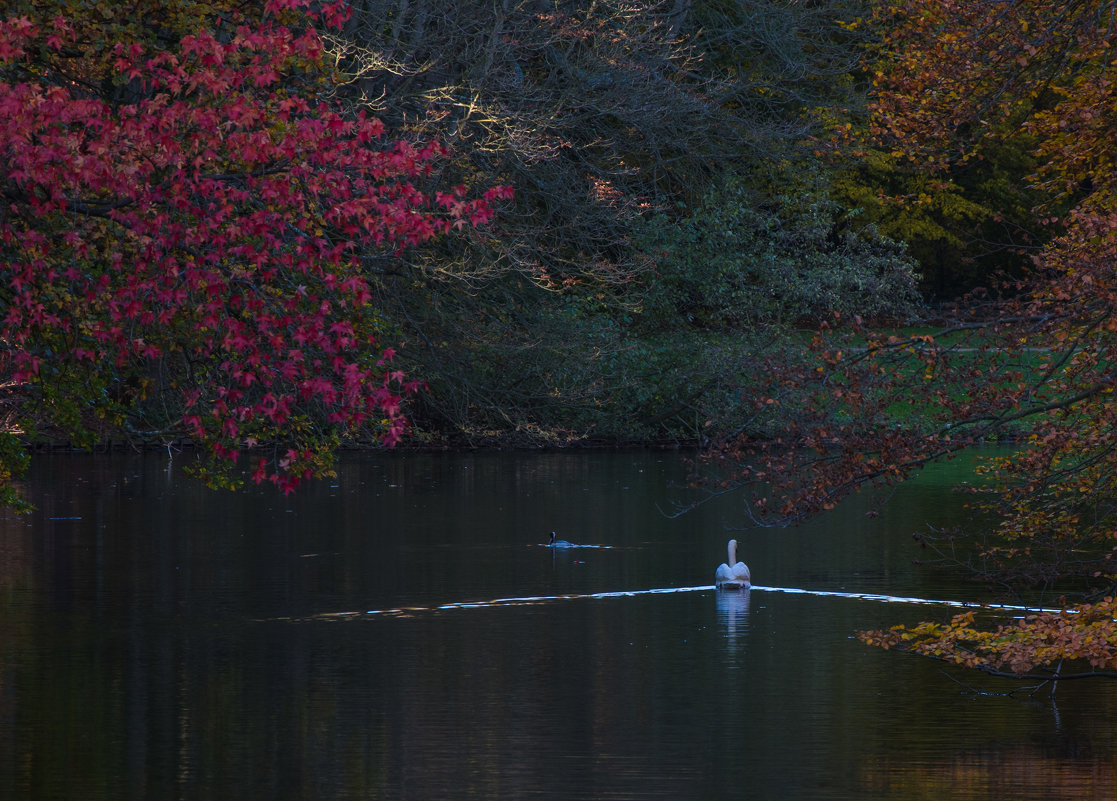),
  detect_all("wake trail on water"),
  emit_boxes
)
[281,584,1066,622]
